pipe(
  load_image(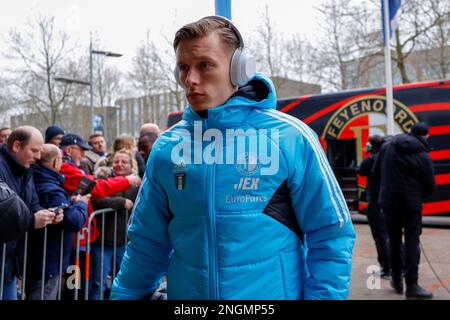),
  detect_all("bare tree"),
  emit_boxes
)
[420,0,450,80]
[4,14,79,125]
[285,34,315,83]
[0,76,13,126]
[94,54,123,107]
[248,5,290,92]
[128,31,164,123]
[312,0,377,91]
[128,31,184,127]
[385,0,443,83]
[158,35,185,113]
